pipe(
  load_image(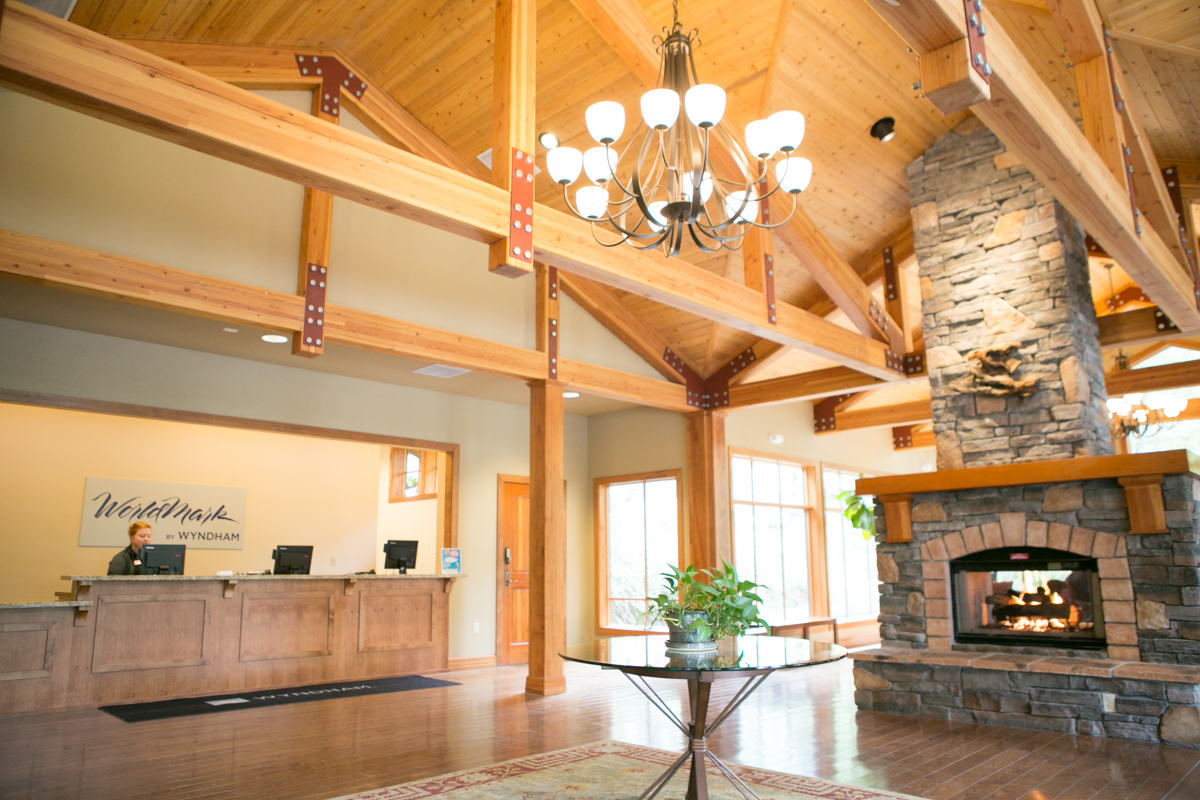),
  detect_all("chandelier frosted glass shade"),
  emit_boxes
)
[683,84,726,128]
[640,89,681,130]
[547,15,811,255]
[583,147,619,183]
[585,101,625,144]
[546,147,583,185]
